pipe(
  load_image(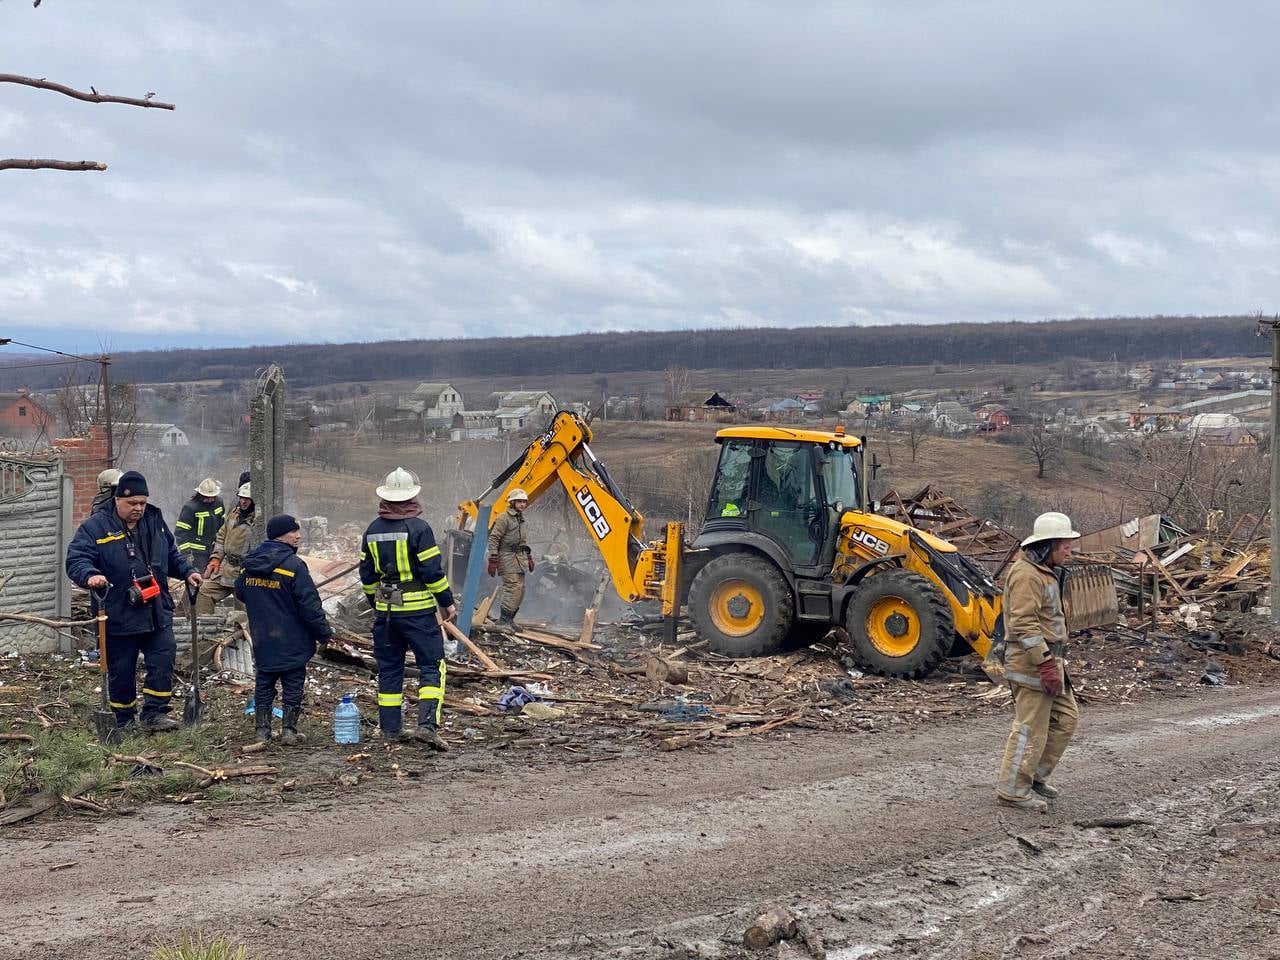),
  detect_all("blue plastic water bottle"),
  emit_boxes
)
[334,694,361,745]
